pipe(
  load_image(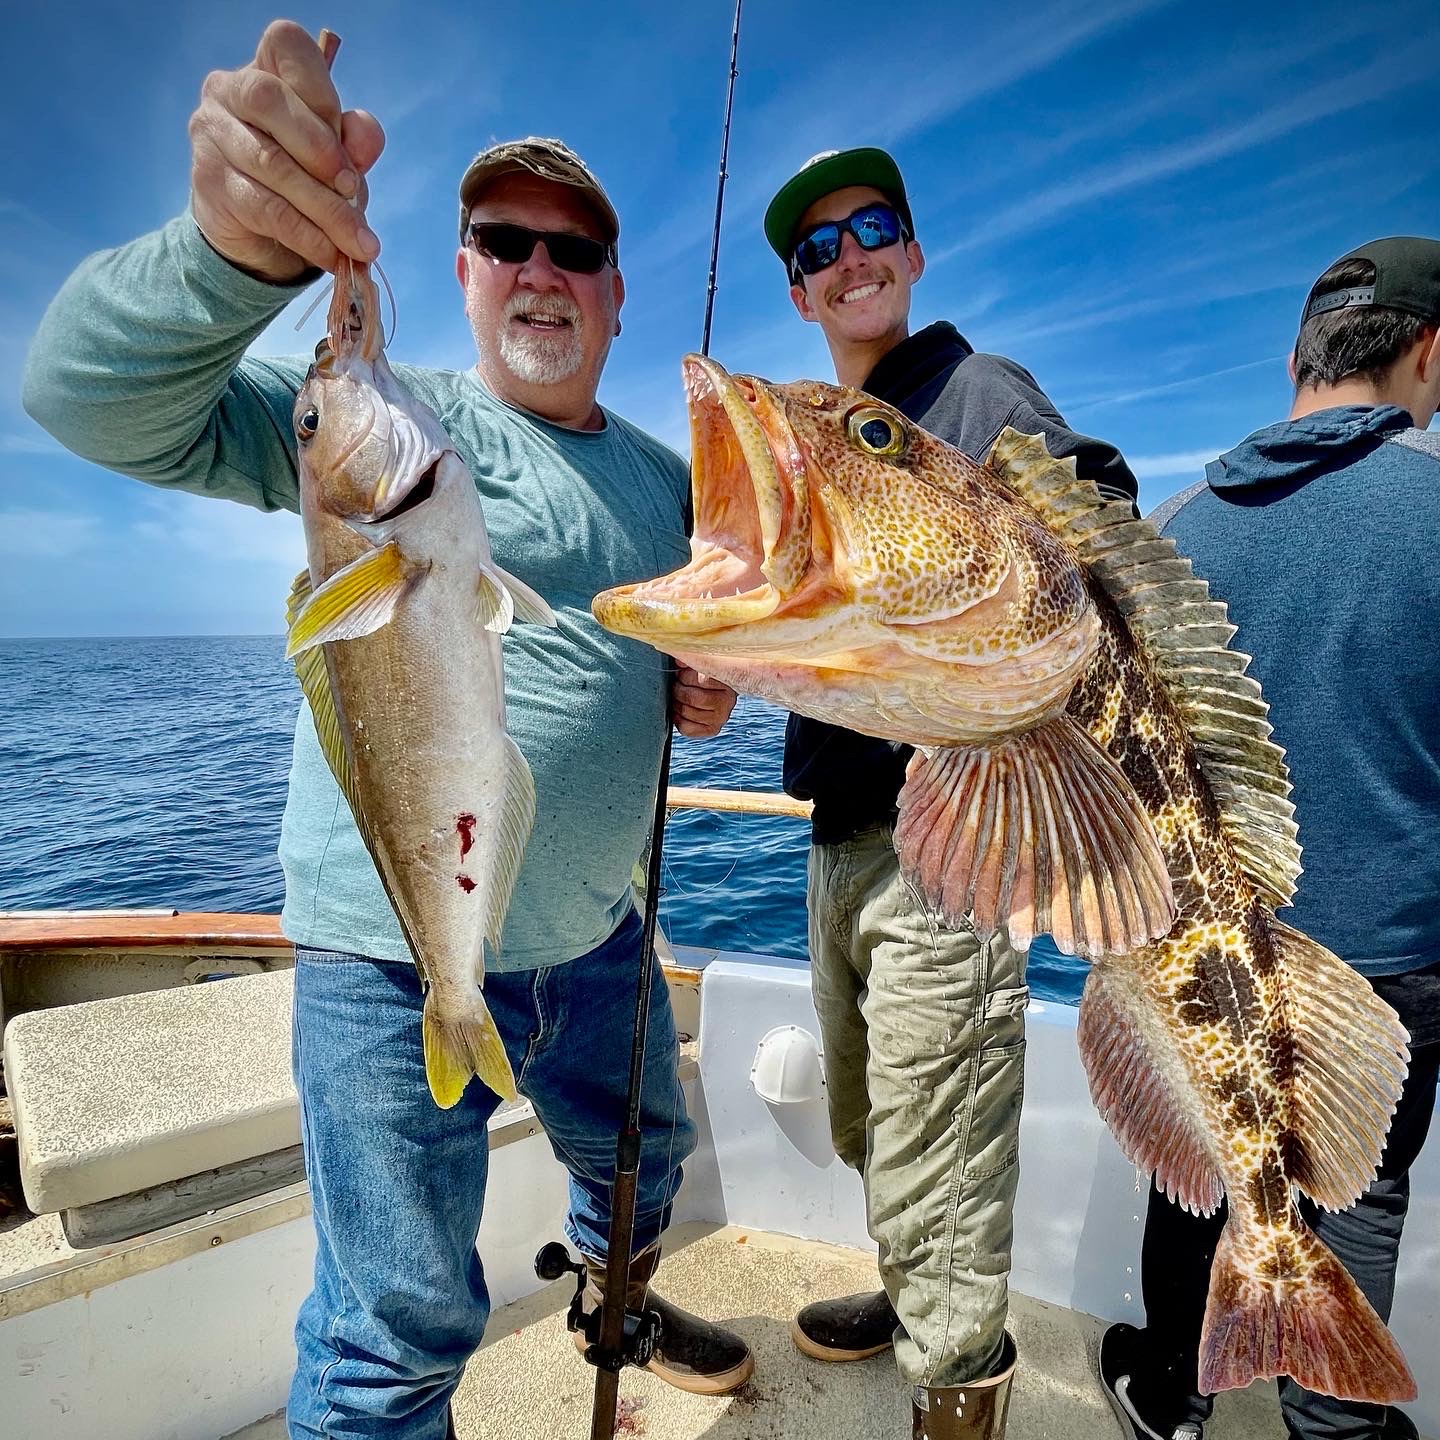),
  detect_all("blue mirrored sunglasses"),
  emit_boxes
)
[790,202,909,281]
